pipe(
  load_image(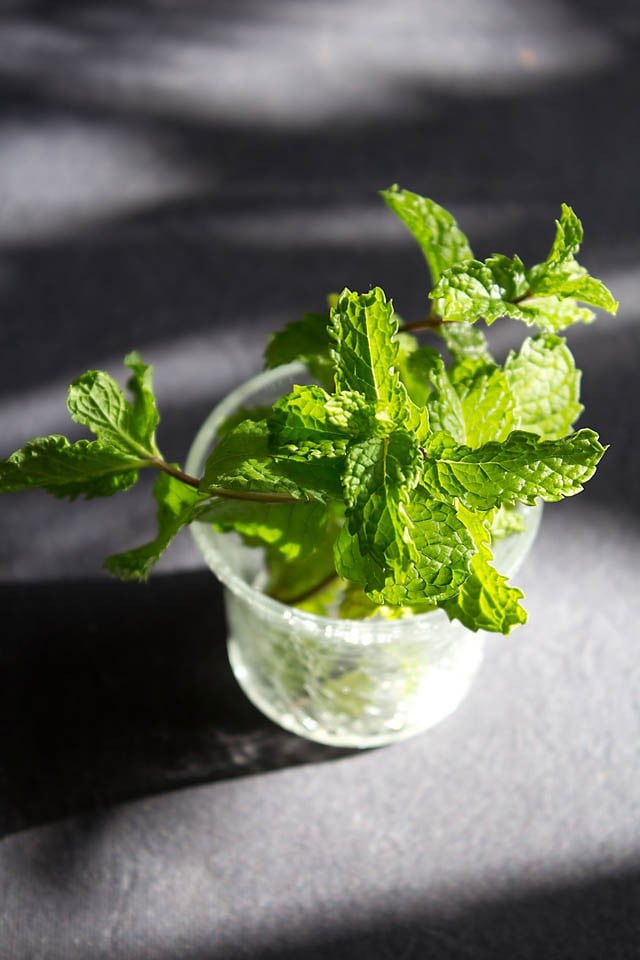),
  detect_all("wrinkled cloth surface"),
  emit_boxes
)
[1,2,639,957]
